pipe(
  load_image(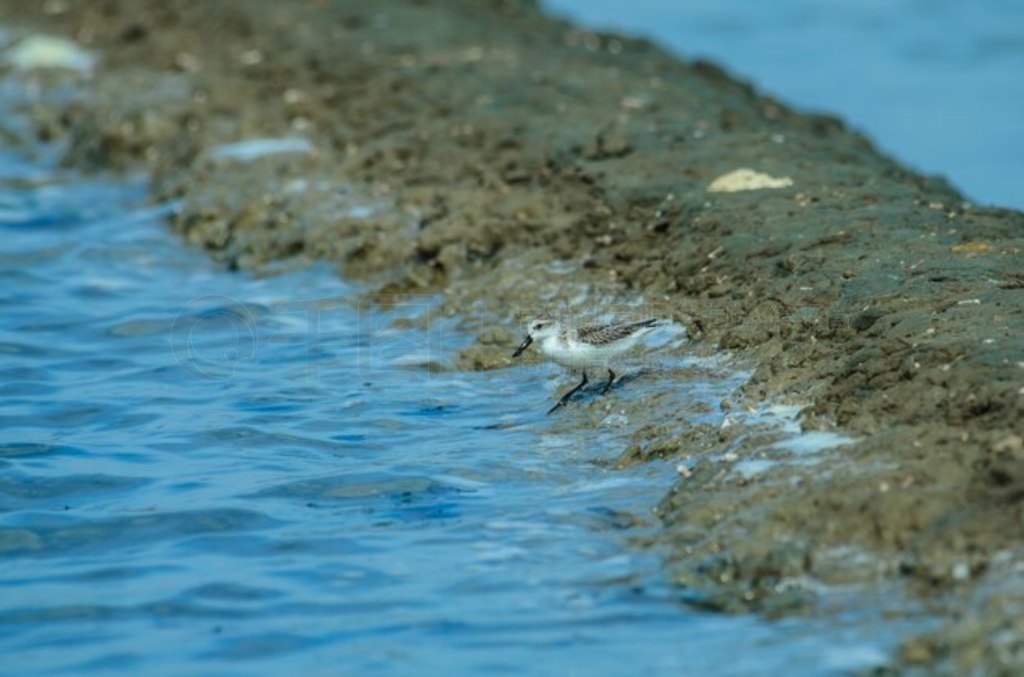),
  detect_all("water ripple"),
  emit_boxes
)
[0,473,146,510]
[0,106,913,674]
[0,509,279,559]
